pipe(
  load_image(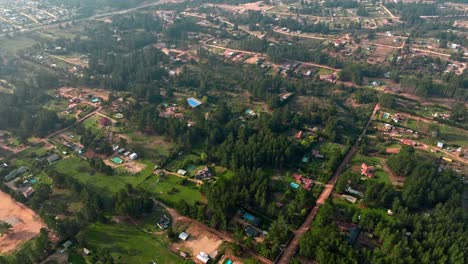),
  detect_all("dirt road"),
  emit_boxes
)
[276,104,379,264]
